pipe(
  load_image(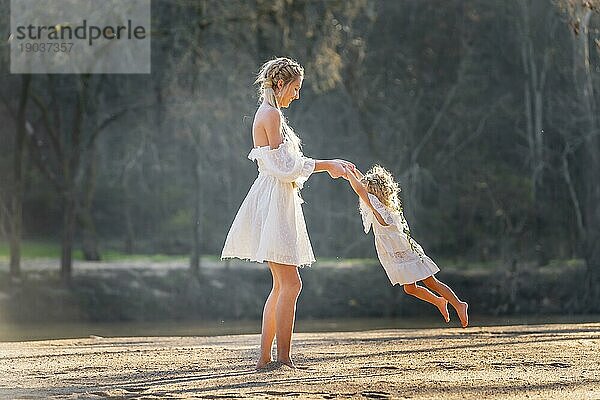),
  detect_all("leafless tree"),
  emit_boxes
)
[555,0,600,306]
